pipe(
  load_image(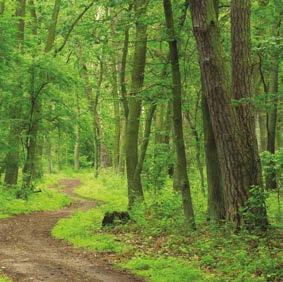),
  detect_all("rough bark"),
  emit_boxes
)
[231,0,262,189]
[190,0,267,228]
[164,0,195,228]
[126,0,148,207]
[203,96,225,221]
